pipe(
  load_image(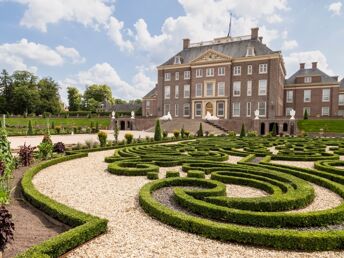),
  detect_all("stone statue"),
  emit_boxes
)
[254,109,259,120]
[204,111,219,121]
[160,112,173,121]
[131,111,135,119]
[111,111,116,119]
[290,109,296,120]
